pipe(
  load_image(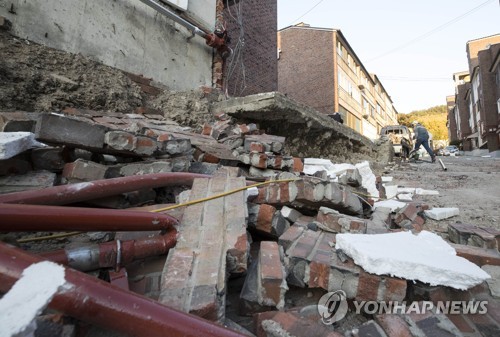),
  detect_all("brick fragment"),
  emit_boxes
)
[62,159,108,183]
[35,113,108,149]
[375,314,413,337]
[0,111,38,132]
[258,241,286,307]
